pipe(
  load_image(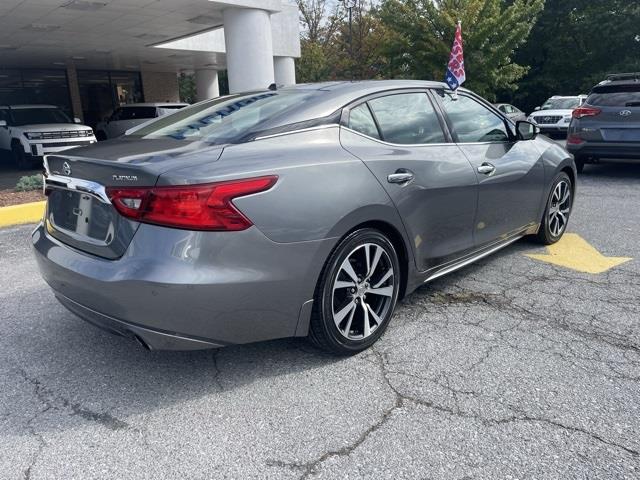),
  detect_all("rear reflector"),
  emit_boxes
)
[106,176,277,231]
[572,106,601,119]
[567,135,585,145]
